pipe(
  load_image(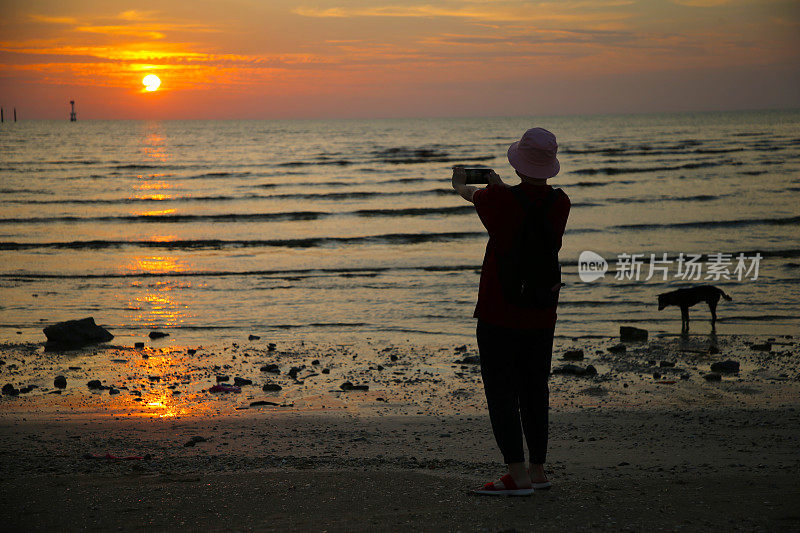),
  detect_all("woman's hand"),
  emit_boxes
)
[487,170,505,186]
[451,166,467,188]
[451,166,477,203]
